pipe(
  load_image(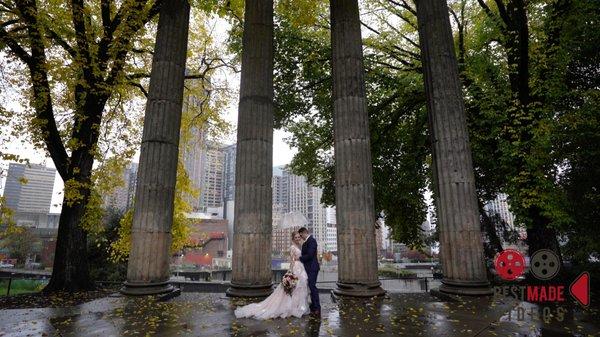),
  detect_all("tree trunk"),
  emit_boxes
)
[121,0,190,296]
[476,0,561,262]
[11,0,97,294]
[416,0,491,295]
[44,195,93,292]
[526,206,561,258]
[7,0,162,293]
[227,0,274,298]
[509,1,561,261]
[44,94,106,292]
[330,0,385,298]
